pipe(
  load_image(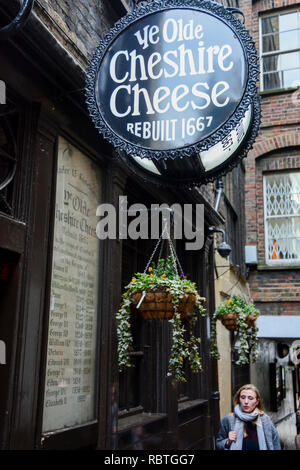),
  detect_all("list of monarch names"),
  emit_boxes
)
[42,137,101,432]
